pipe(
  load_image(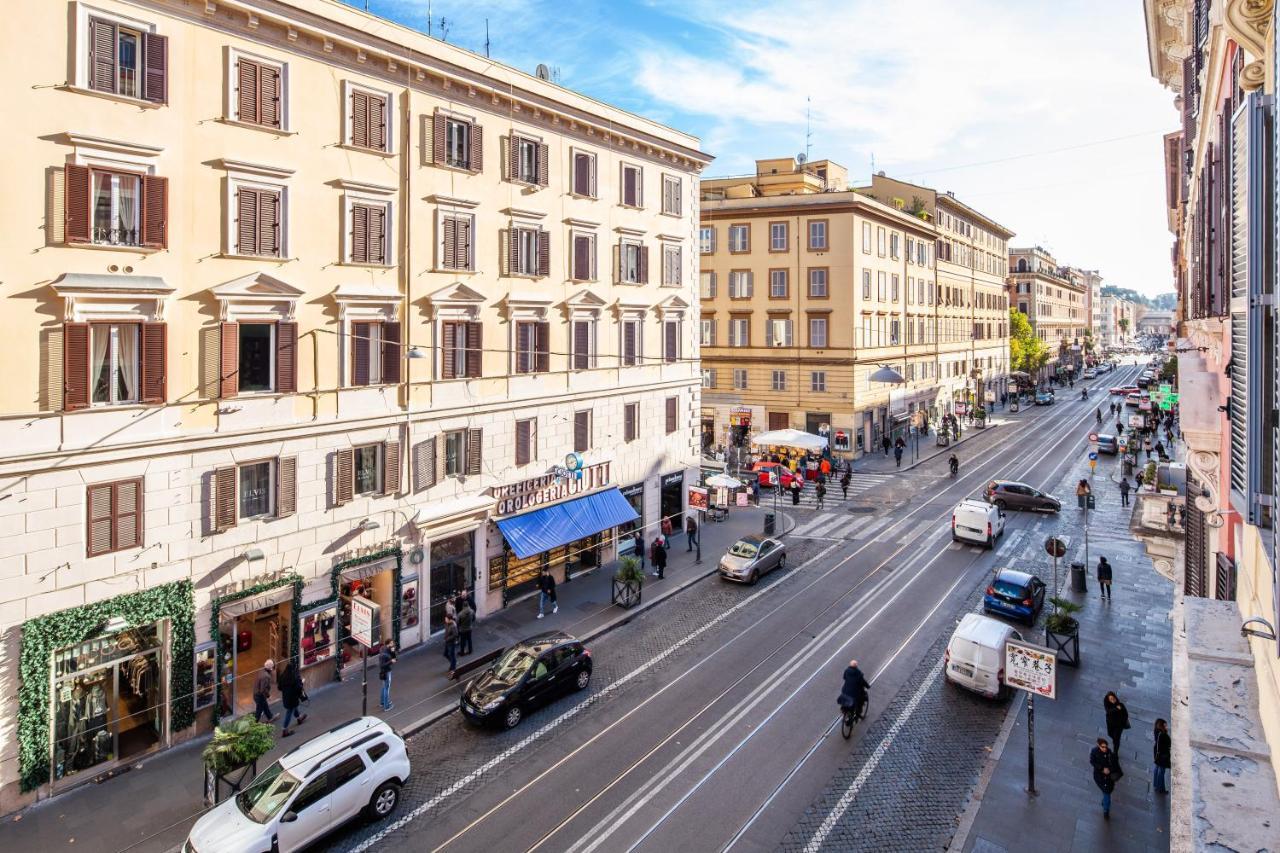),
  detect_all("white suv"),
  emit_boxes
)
[184,717,410,853]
